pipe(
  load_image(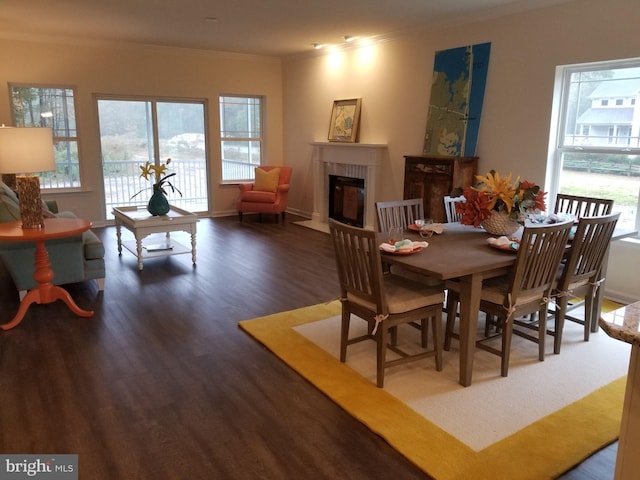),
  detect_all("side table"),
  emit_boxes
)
[0,218,94,330]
